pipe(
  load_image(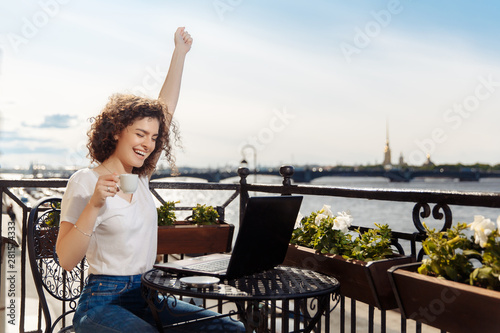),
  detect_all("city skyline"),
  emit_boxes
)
[1,1,500,170]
